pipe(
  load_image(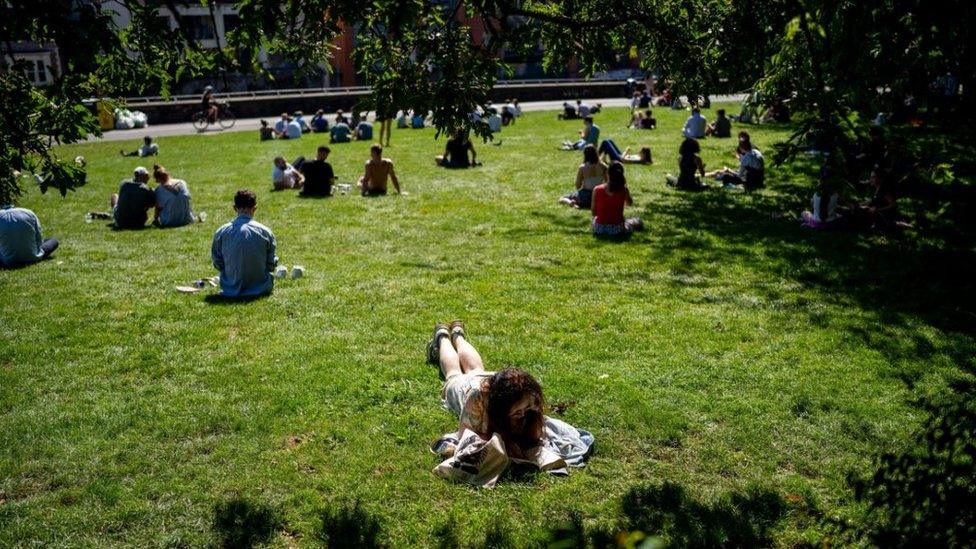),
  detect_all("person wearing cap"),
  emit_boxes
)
[211,190,277,298]
[0,203,59,268]
[110,167,157,229]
